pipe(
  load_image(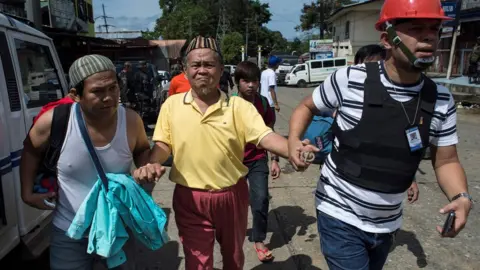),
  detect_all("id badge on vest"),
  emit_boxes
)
[405,126,423,152]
